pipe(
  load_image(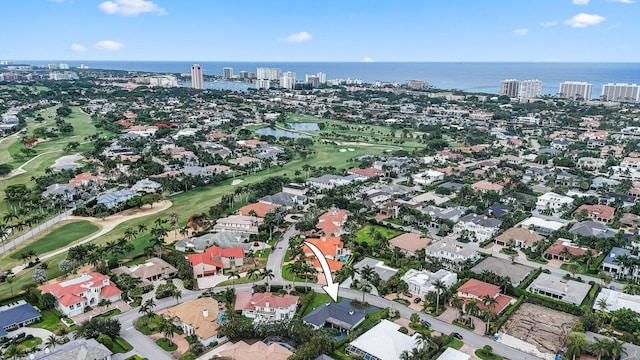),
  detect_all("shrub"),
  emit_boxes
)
[97,334,113,349]
[398,327,408,334]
